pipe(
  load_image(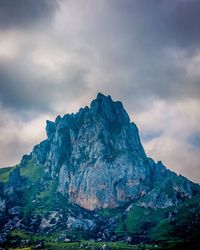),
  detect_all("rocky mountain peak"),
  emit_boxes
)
[14,94,200,211]
[1,94,199,247]
[90,93,130,124]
